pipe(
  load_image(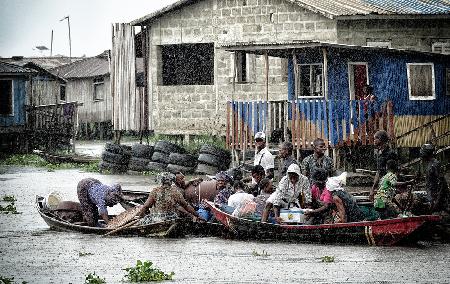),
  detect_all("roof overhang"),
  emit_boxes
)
[220,41,450,59]
[336,13,450,20]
